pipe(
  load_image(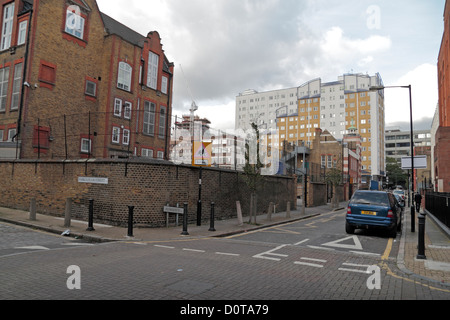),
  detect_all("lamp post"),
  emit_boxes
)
[369,85,415,218]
